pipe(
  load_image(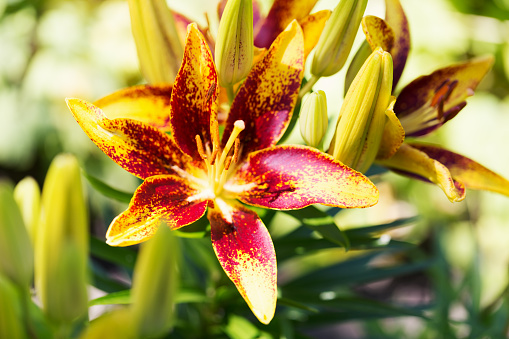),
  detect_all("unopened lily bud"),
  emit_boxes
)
[14,176,40,245]
[311,0,368,77]
[215,0,254,88]
[0,181,33,289]
[128,0,183,84]
[299,90,328,148]
[35,154,89,324]
[79,308,135,339]
[0,274,26,339]
[131,225,178,338]
[329,48,393,173]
